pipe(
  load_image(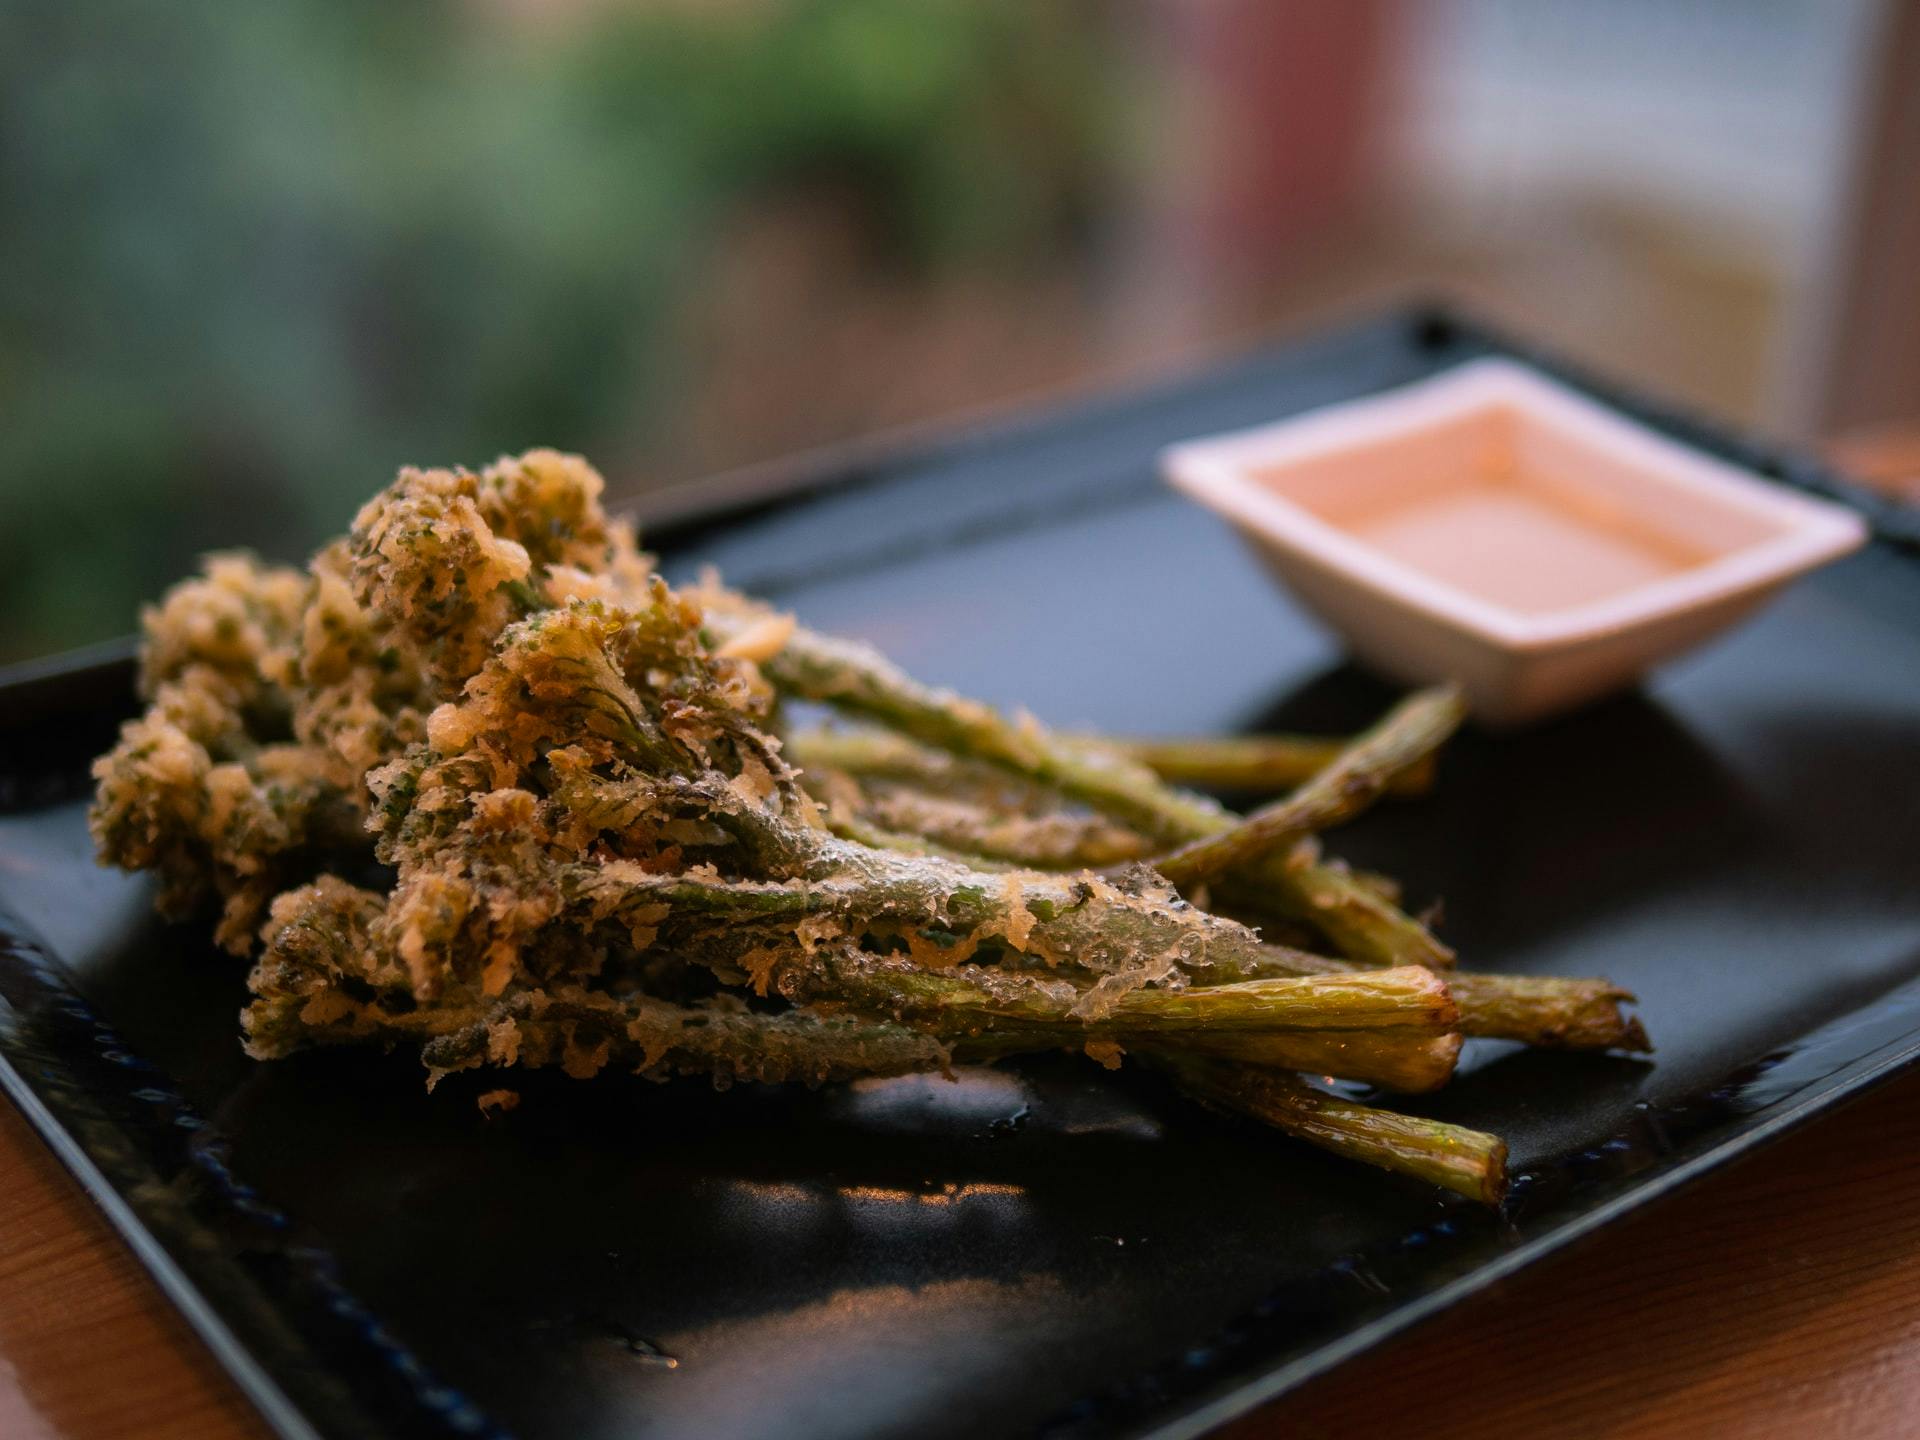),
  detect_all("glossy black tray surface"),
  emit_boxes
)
[3,310,1919,1440]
